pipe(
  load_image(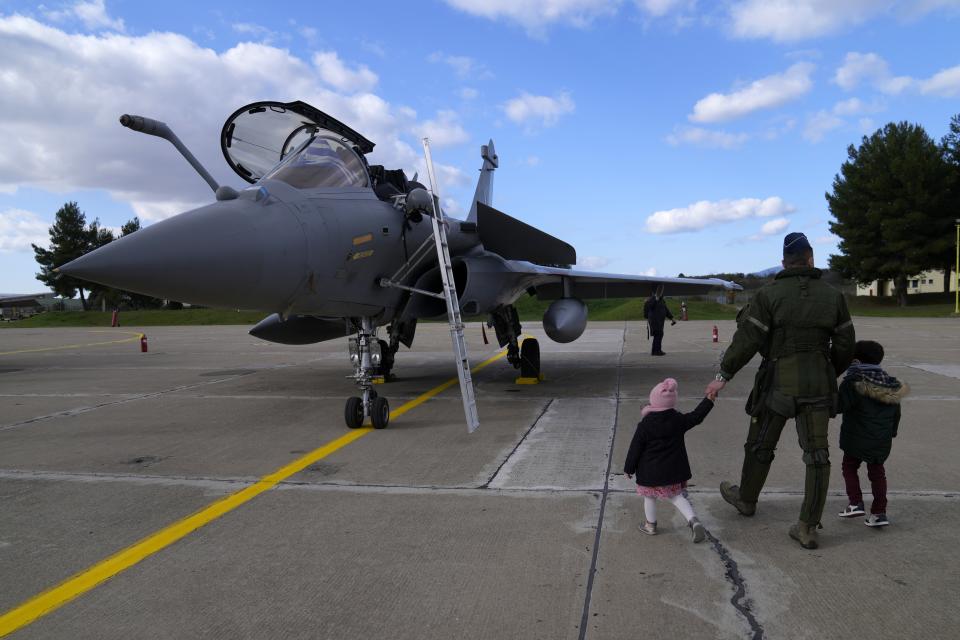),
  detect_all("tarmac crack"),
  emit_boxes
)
[577,323,626,640]
[478,399,555,489]
[704,530,765,639]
